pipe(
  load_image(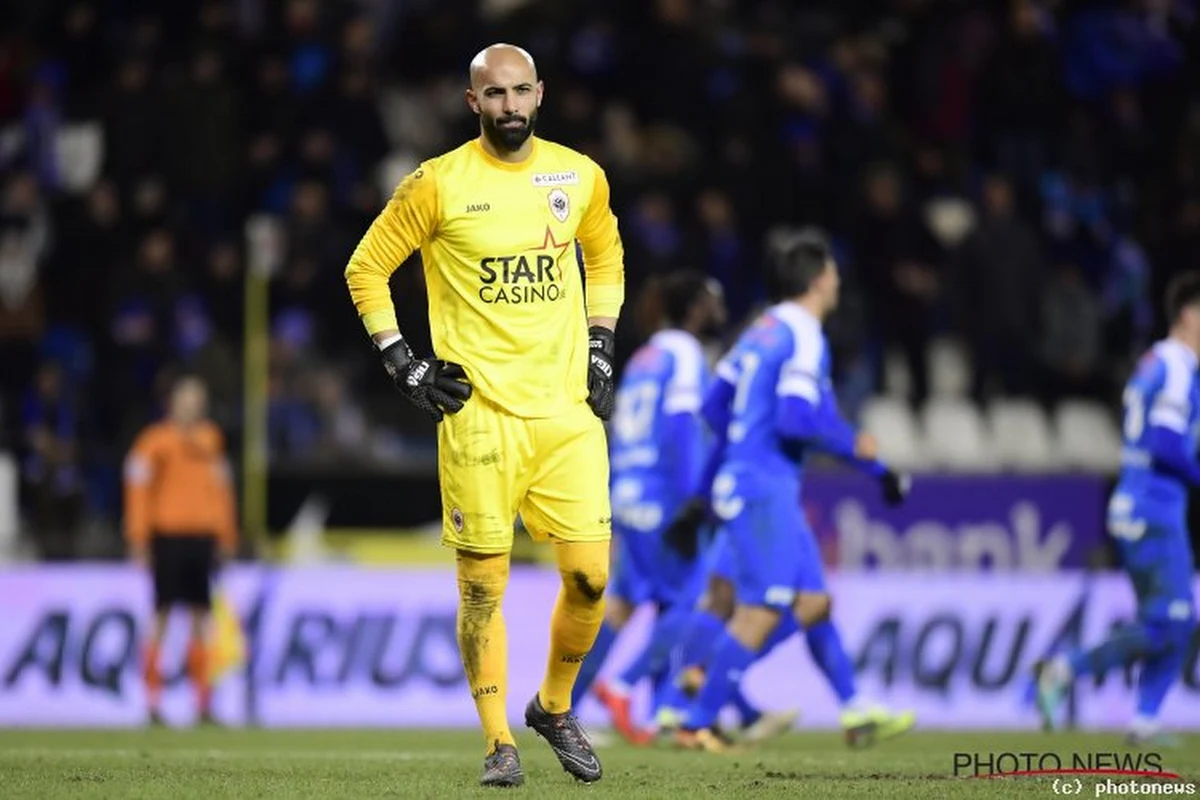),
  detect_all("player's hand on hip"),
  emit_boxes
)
[587,326,616,420]
[379,337,473,423]
[880,470,911,507]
